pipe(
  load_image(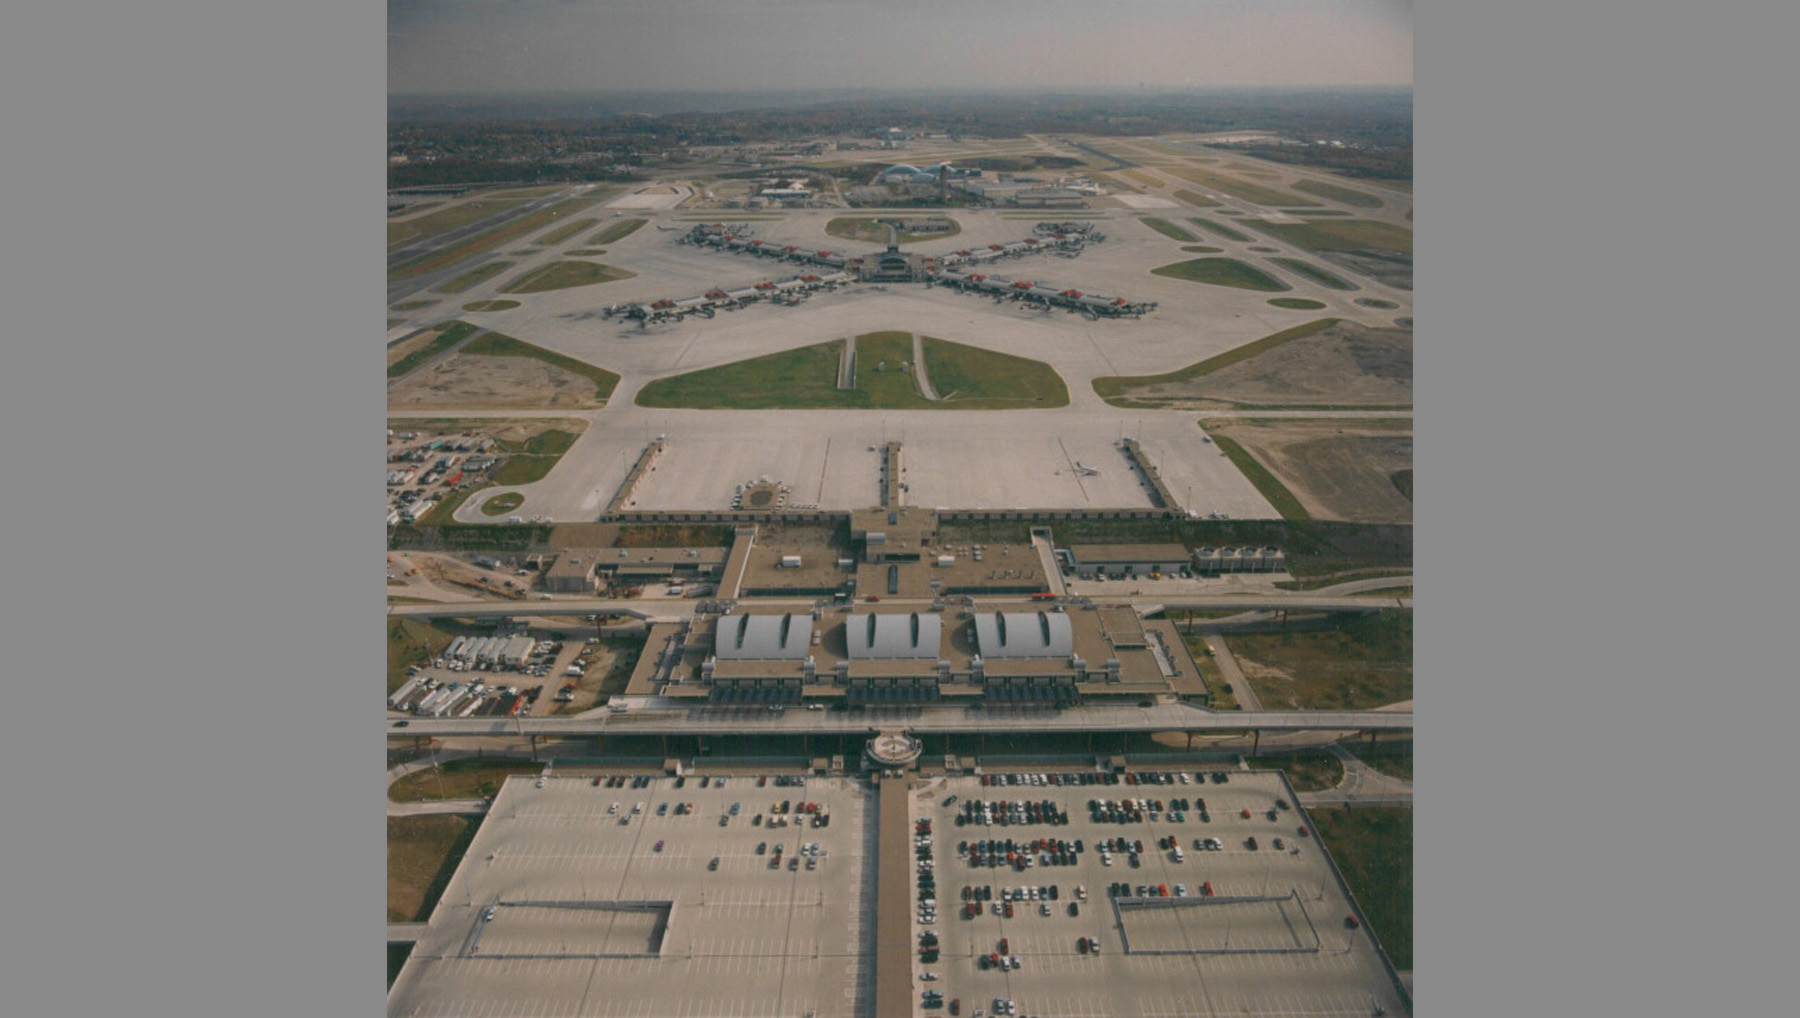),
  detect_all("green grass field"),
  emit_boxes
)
[1093,319,1338,403]
[587,218,648,245]
[499,260,636,294]
[1308,806,1412,969]
[535,217,596,245]
[387,321,481,379]
[636,331,1066,410]
[390,197,606,280]
[459,332,619,401]
[389,815,480,923]
[432,261,512,294]
[1151,257,1289,292]
[392,300,438,311]
[825,216,961,245]
[1189,217,1252,242]
[1391,469,1413,501]
[1171,188,1222,207]
[1355,298,1400,310]
[564,248,606,256]
[1271,257,1357,290]
[387,198,531,251]
[1290,180,1383,208]
[1226,611,1412,709]
[1211,434,1312,520]
[489,431,582,486]
[389,758,544,803]
[1138,217,1199,242]
[1163,167,1319,207]
[919,336,1069,407]
[1269,297,1329,310]
[1244,218,1413,256]
[460,300,520,312]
